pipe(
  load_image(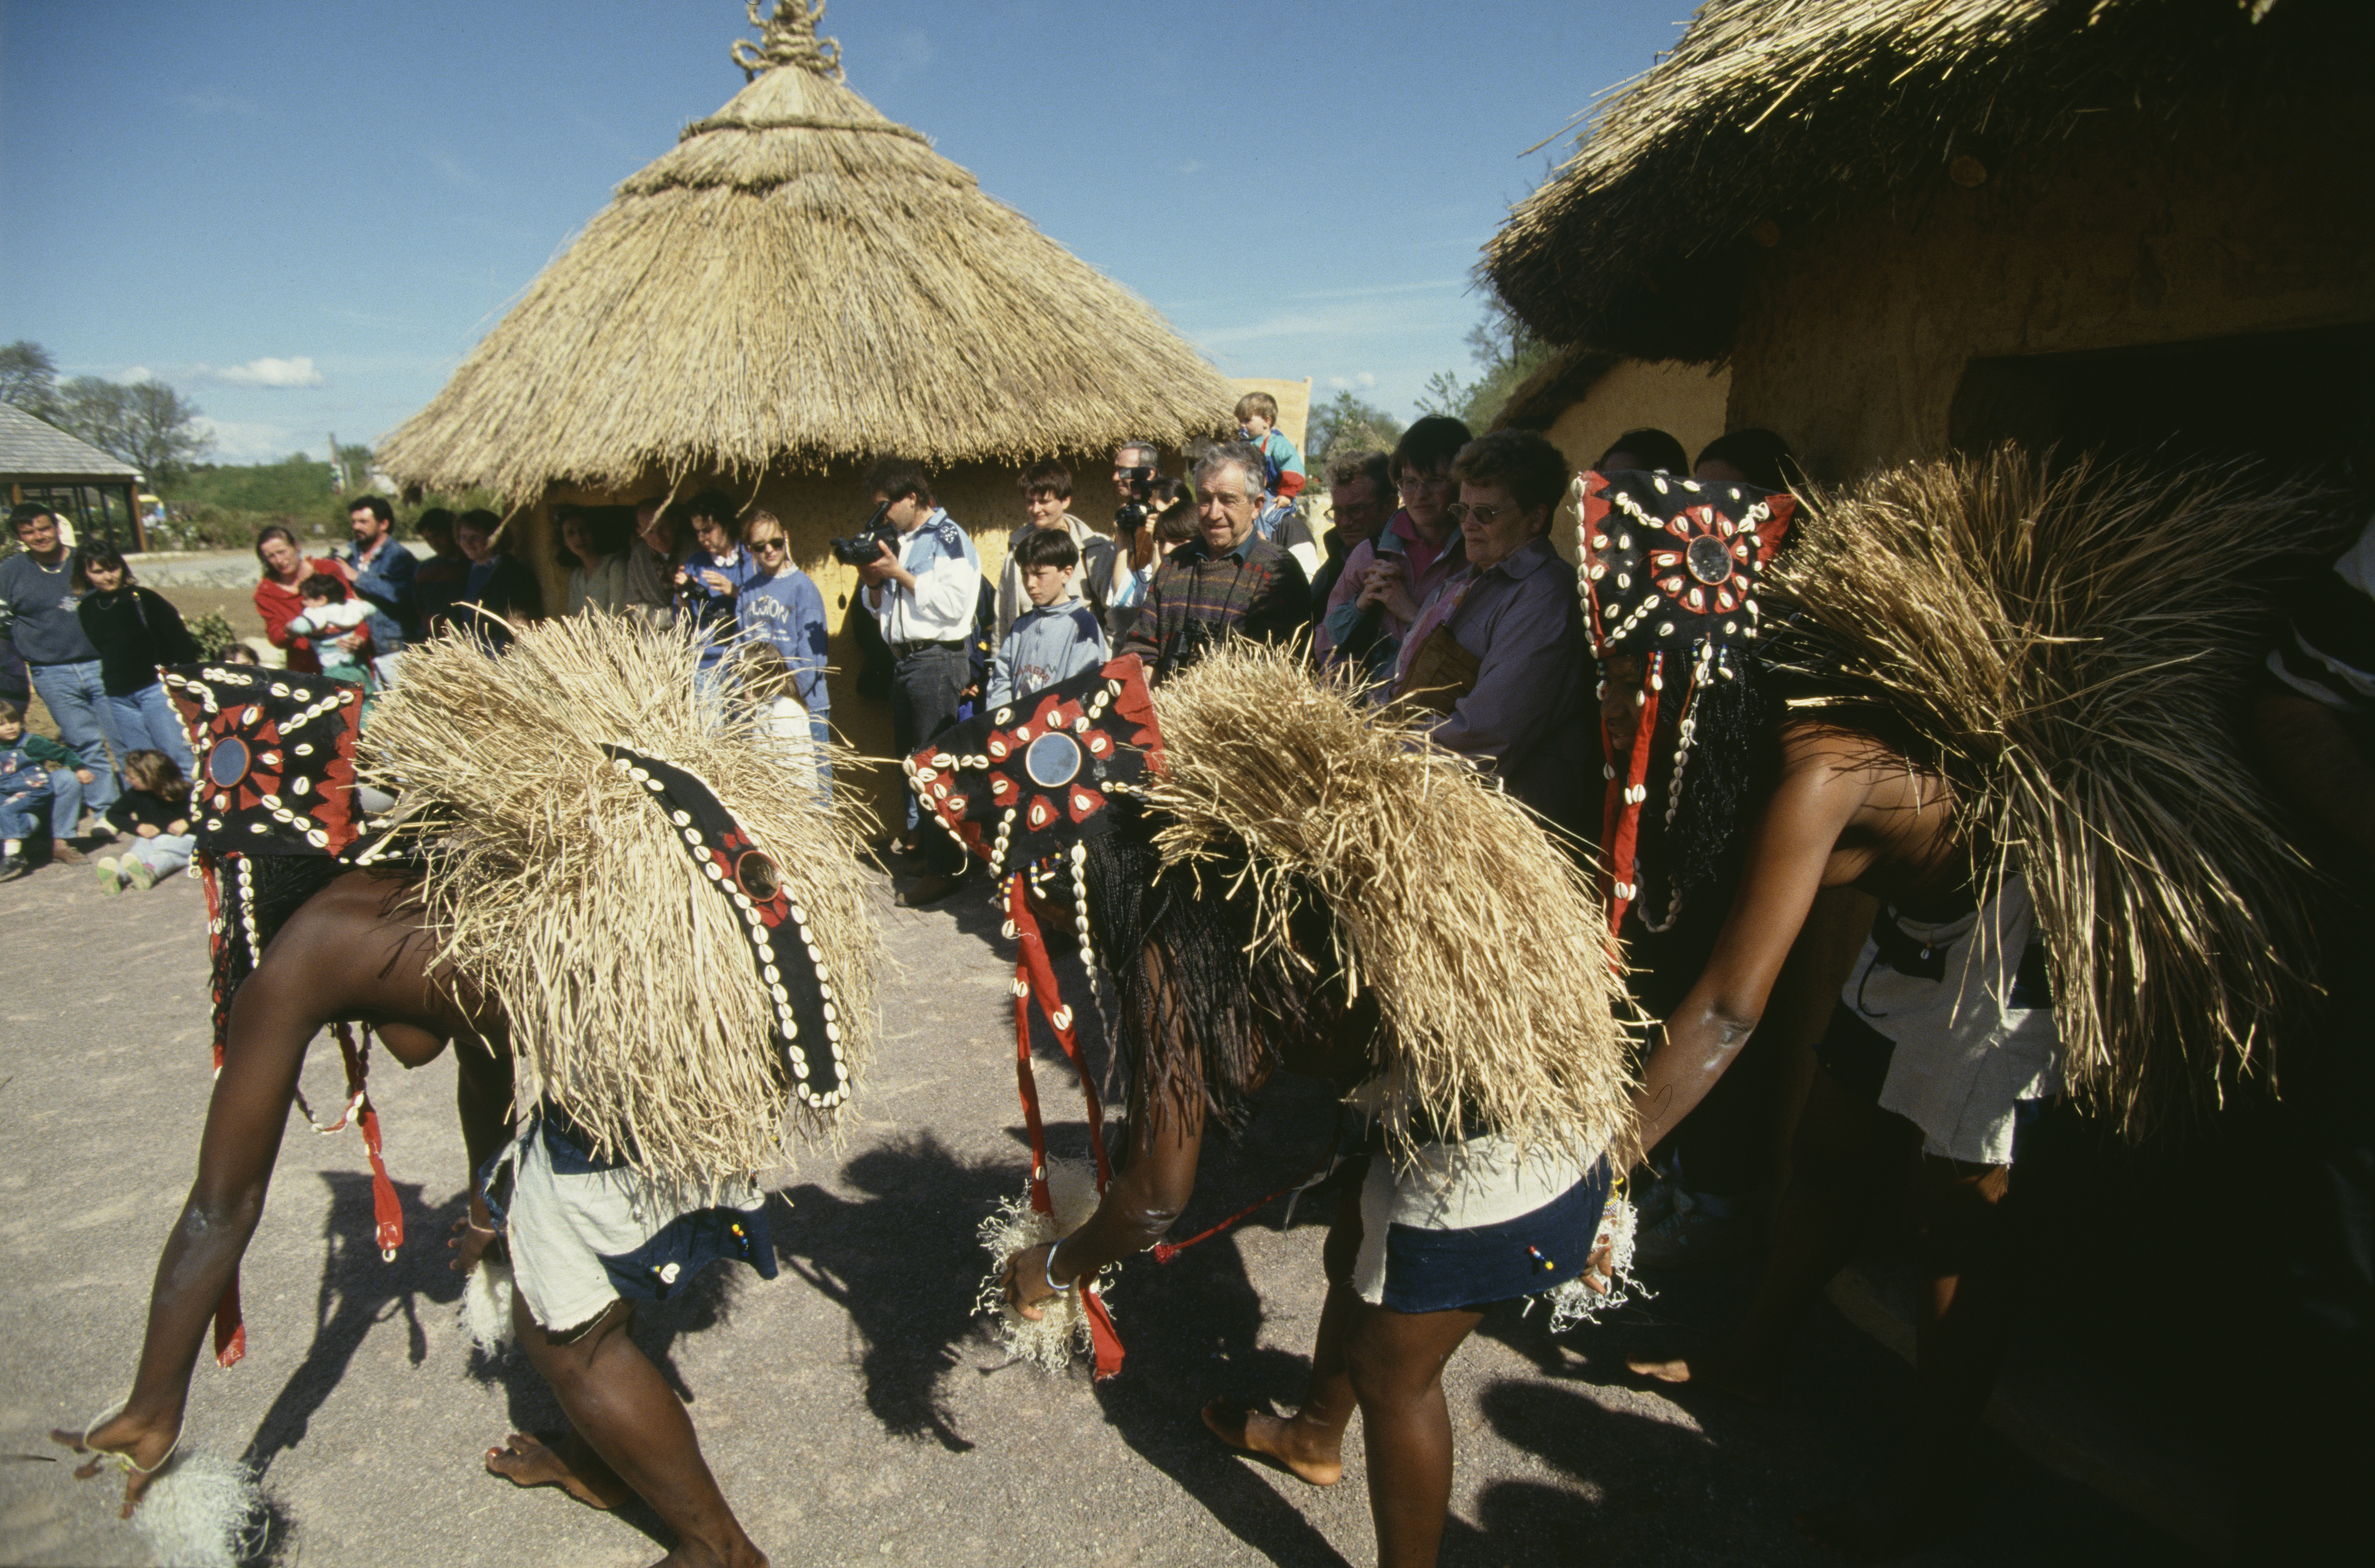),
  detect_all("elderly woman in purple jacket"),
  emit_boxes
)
[1387,430,1594,836]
